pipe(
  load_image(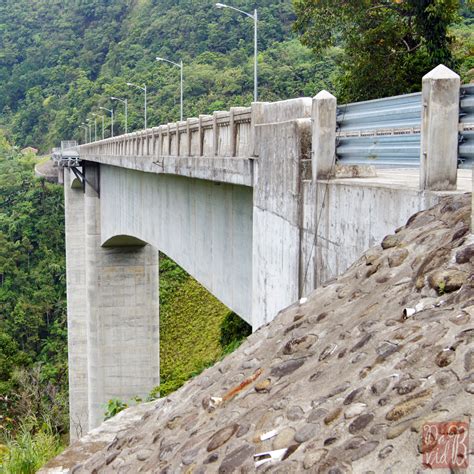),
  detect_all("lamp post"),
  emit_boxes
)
[79,125,88,144]
[156,57,183,121]
[111,97,128,134]
[92,113,102,140]
[86,118,95,142]
[215,3,258,102]
[100,107,114,137]
[127,82,147,130]
[82,122,91,143]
